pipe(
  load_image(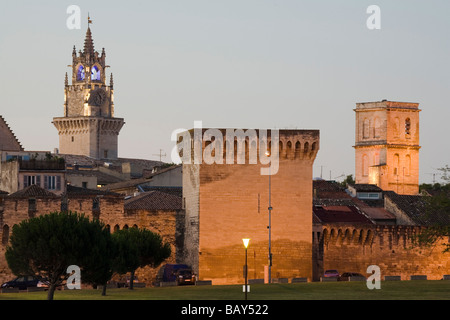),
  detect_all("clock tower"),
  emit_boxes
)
[53,21,125,160]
